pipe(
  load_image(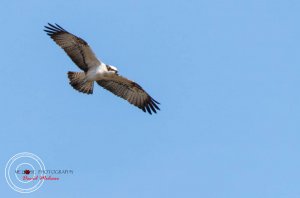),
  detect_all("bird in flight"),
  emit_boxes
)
[44,23,160,114]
